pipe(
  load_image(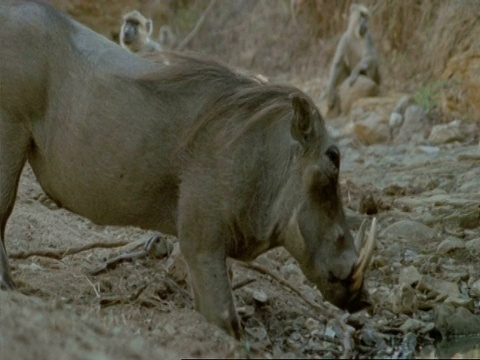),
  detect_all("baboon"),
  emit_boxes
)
[158,25,176,50]
[325,4,380,113]
[120,10,162,53]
